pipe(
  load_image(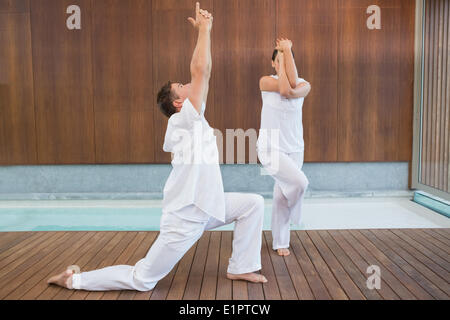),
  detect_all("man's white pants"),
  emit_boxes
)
[258,149,309,250]
[71,192,264,292]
